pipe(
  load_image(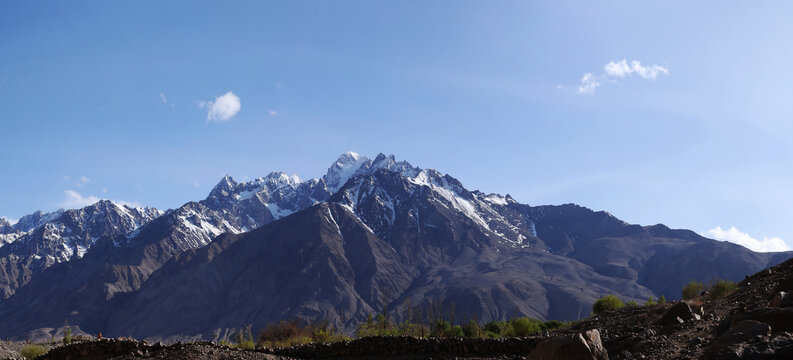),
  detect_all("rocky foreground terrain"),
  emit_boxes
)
[12,256,792,359]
